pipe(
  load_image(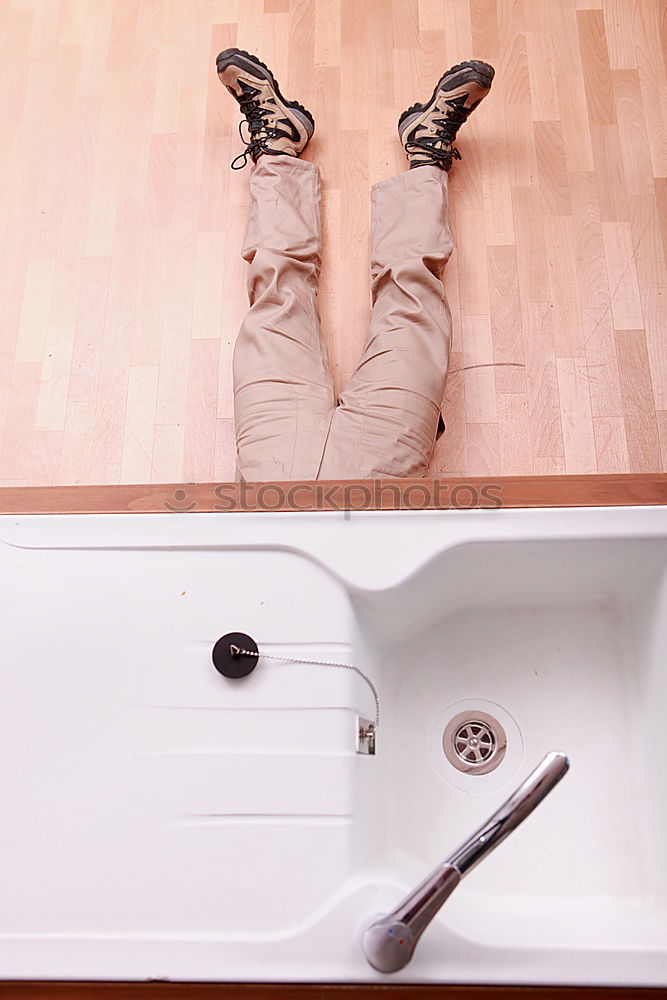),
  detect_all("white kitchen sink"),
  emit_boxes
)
[1,505,666,983]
